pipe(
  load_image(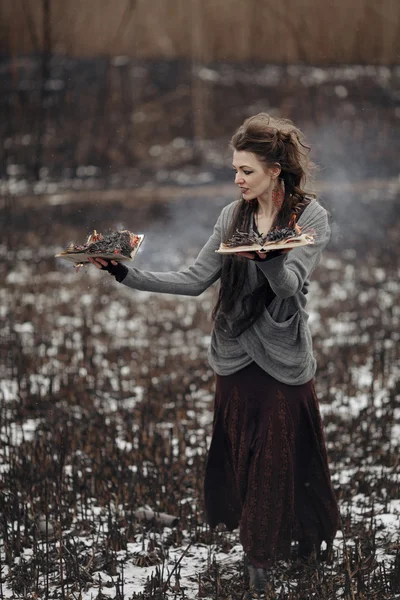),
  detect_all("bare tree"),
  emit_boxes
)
[191,0,208,165]
[34,0,52,181]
